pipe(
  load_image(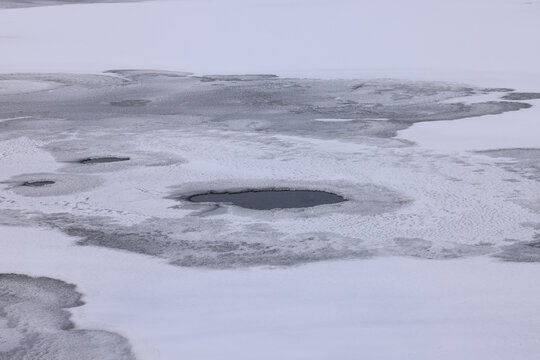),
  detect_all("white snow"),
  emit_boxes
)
[2,126,537,249]
[1,0,540,359]
[2,225,540,360]
[400,99,540,152]
[0,0,538,77]
[0,137,57,177]
[1,0,538,153]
